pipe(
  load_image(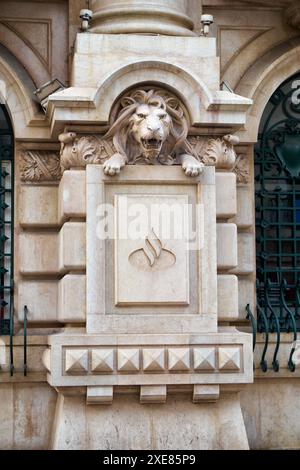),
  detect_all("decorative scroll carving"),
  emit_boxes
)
[189,134,239,169]
[20,150,61,182]
[59,133,114,171]
[233,153,250,184]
